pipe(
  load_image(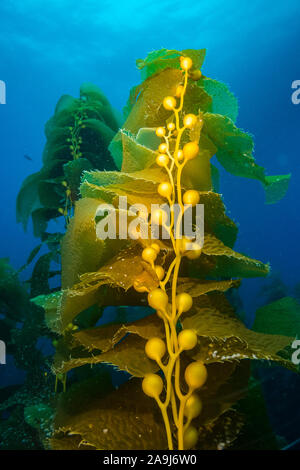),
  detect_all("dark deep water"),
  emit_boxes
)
[0,0,299,450]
